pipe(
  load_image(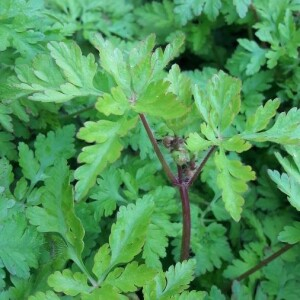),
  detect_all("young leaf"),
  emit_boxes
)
[95,86,130,116]
[186,132,213,153]
[48,269,90,296]
[215,150,256,221]
[75,117,137,200]
[233,0,251,18]
[193,71,241,134]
